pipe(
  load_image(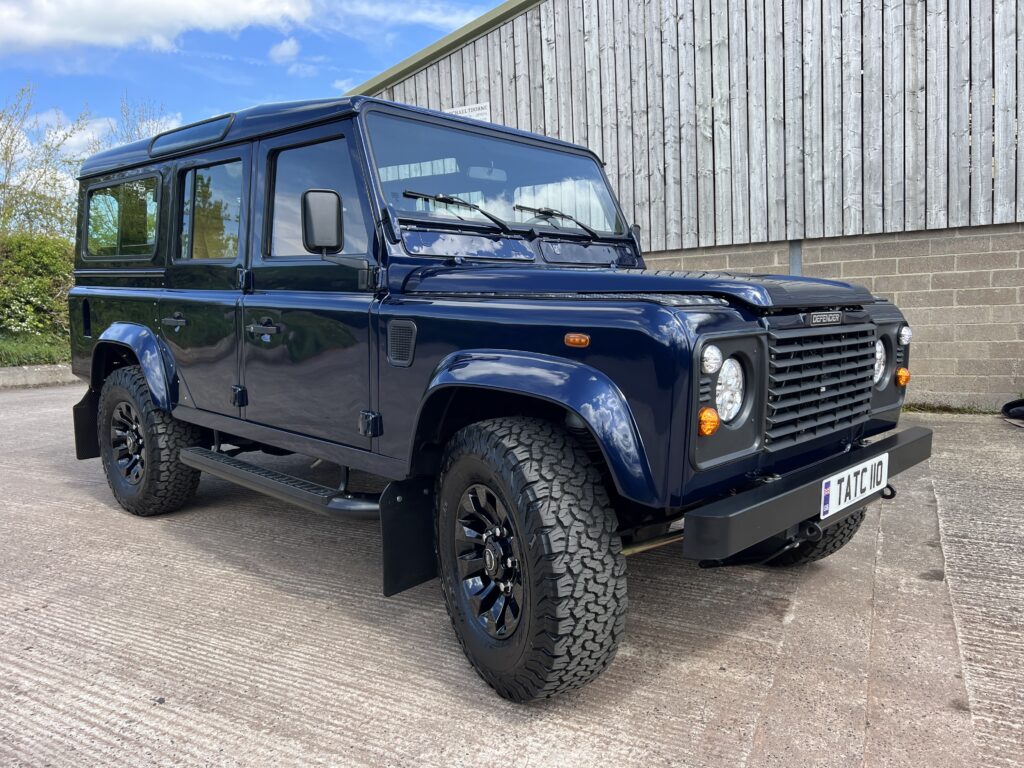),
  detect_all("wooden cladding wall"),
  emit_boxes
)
[374,0,1023,253]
